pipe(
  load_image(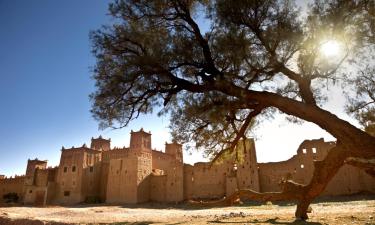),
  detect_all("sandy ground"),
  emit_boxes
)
[0,197,374,224]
